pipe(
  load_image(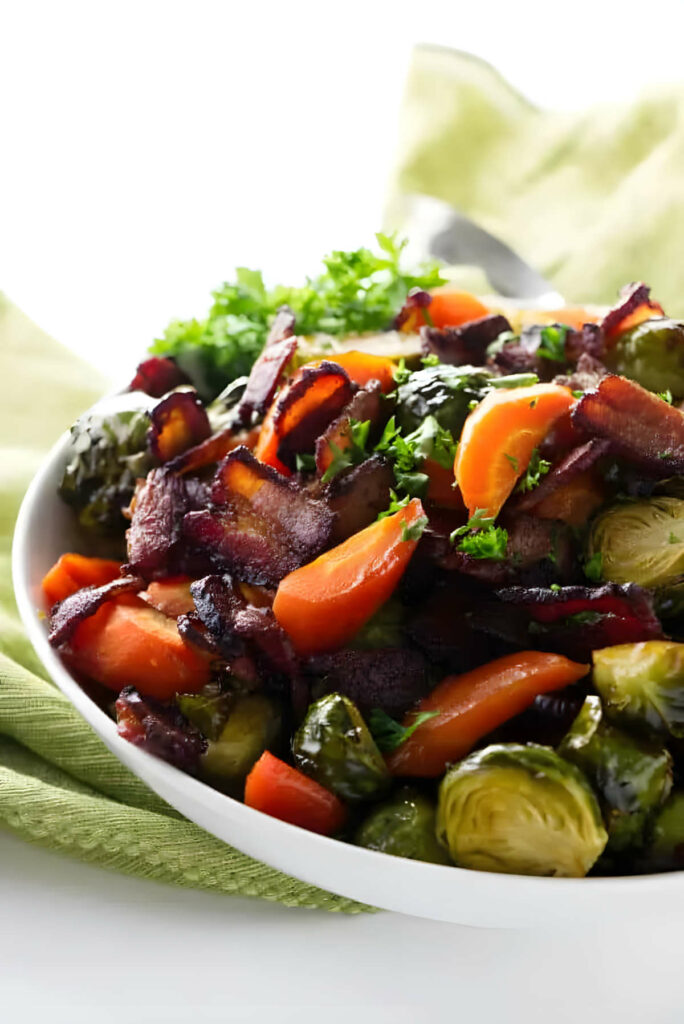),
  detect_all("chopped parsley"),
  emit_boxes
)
[669,532,681,545]
[450,509,508,560]
[583,551,603,582]
[401,516,429,542]
[367,708,439,753]
[504,453,519,473]
[658,389,673,404]
[515,448,551,494]
[295,452,316,473]
[320,419,371,483]
[538,324,569,363]
[152,233,444,400]
[377,489,410,520]
[420,353,441,367]
[393,357,412,386]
